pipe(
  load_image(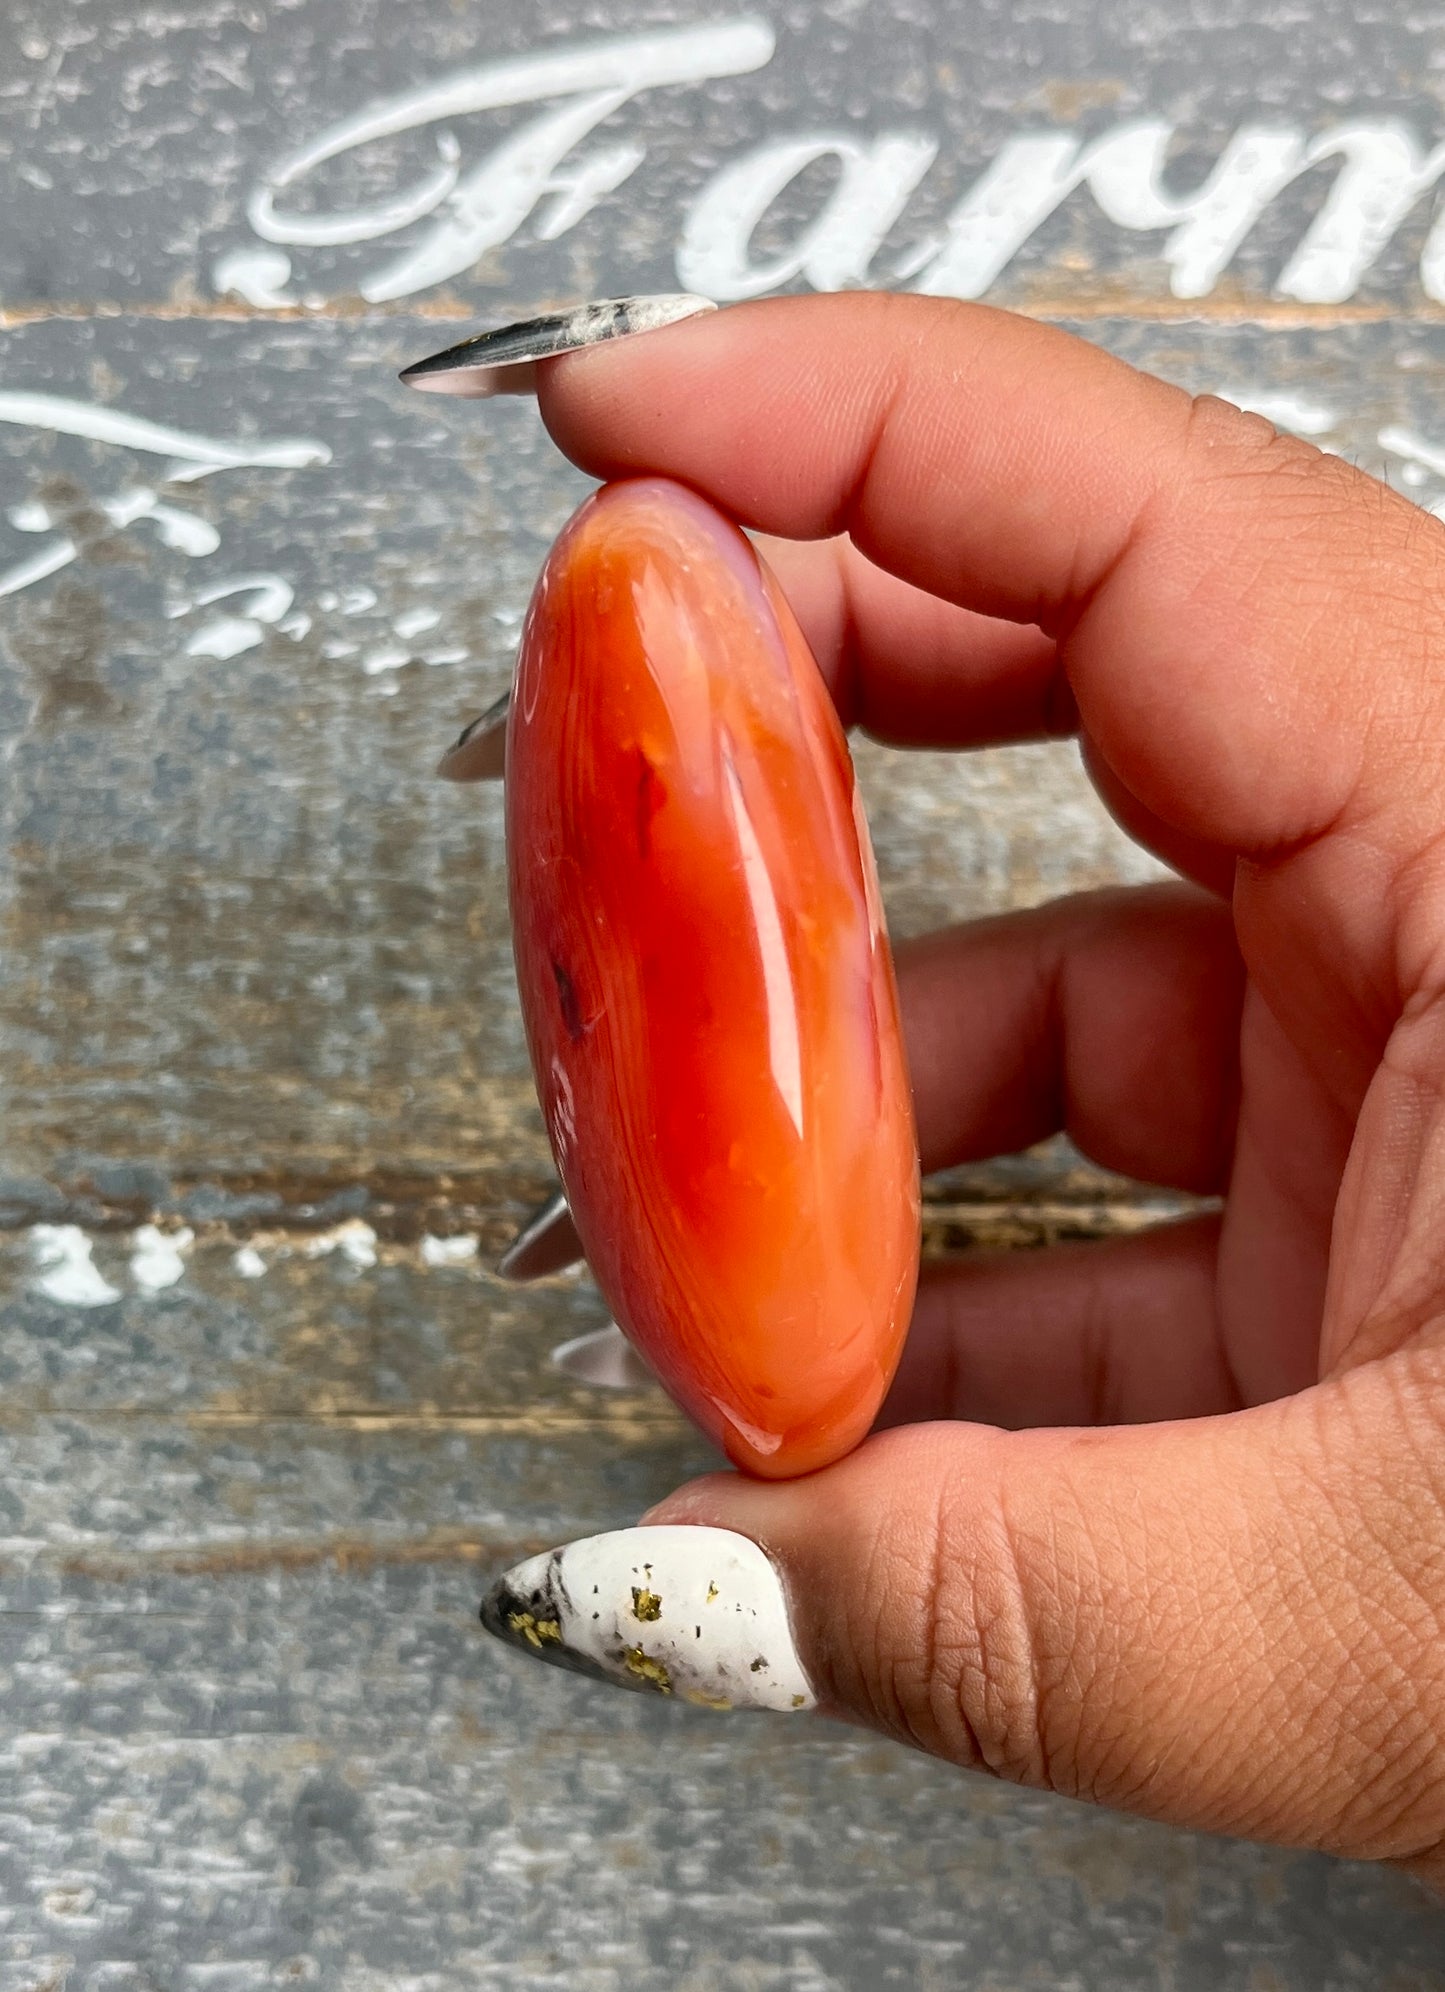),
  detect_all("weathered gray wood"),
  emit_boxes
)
[4,0,1445,1982]
[6,309,1445,1206]
[2,1565,1444,1991]
[0,310,1176,1204]
[2,0,1445,317]
[0,1247,1441,1987]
